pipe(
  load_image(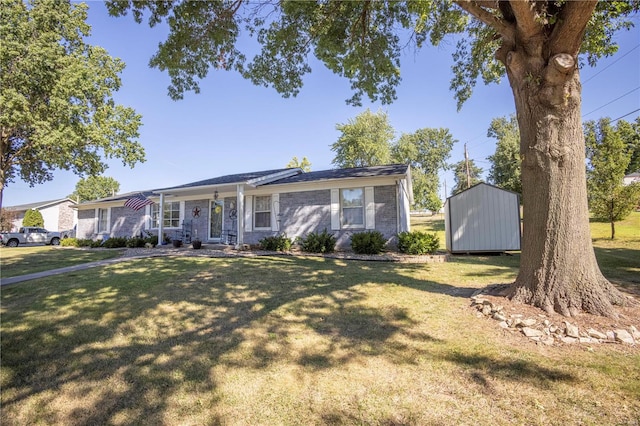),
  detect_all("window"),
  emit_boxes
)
[341,188,364,227]
[97,208,109,233]
[151,202,181,228]
[254,195,271,229]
